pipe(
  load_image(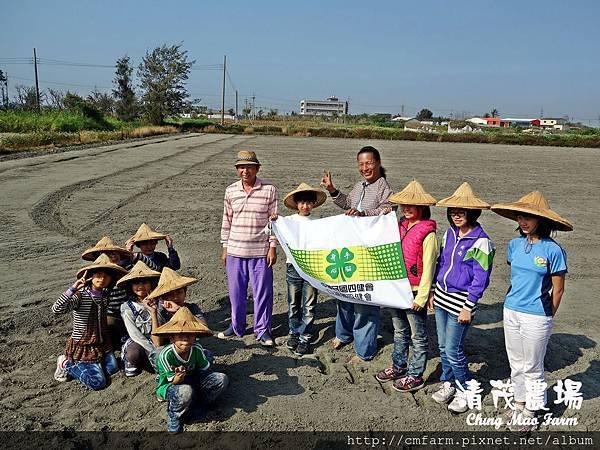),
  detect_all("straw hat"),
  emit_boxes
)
[81,236,132,261]
[283,183,327,210]
[116,261,161,287]
[389,179,437,206]
[145,267,198,301]
[491,191,573,232]
[130,223,167,244]
[152,306,213,336]
[235,150,260,166]
[76,253,128,279]
[436,182,490,210]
